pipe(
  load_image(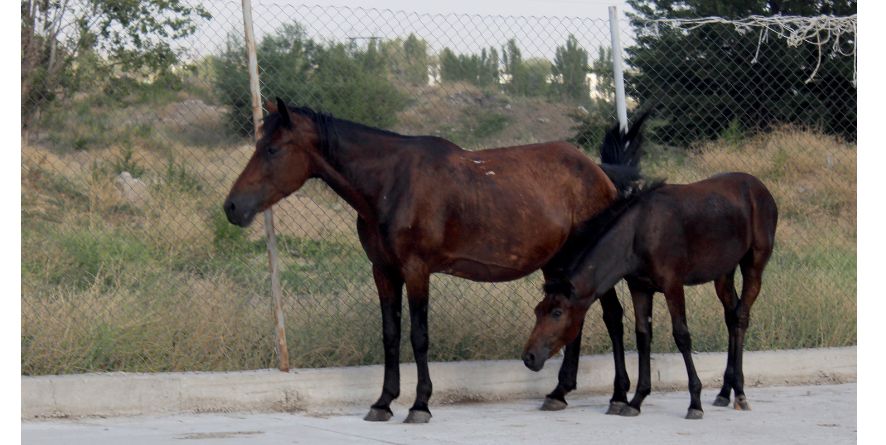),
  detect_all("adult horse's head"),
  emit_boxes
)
[224,98,323,227]
[522,280,592,371]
